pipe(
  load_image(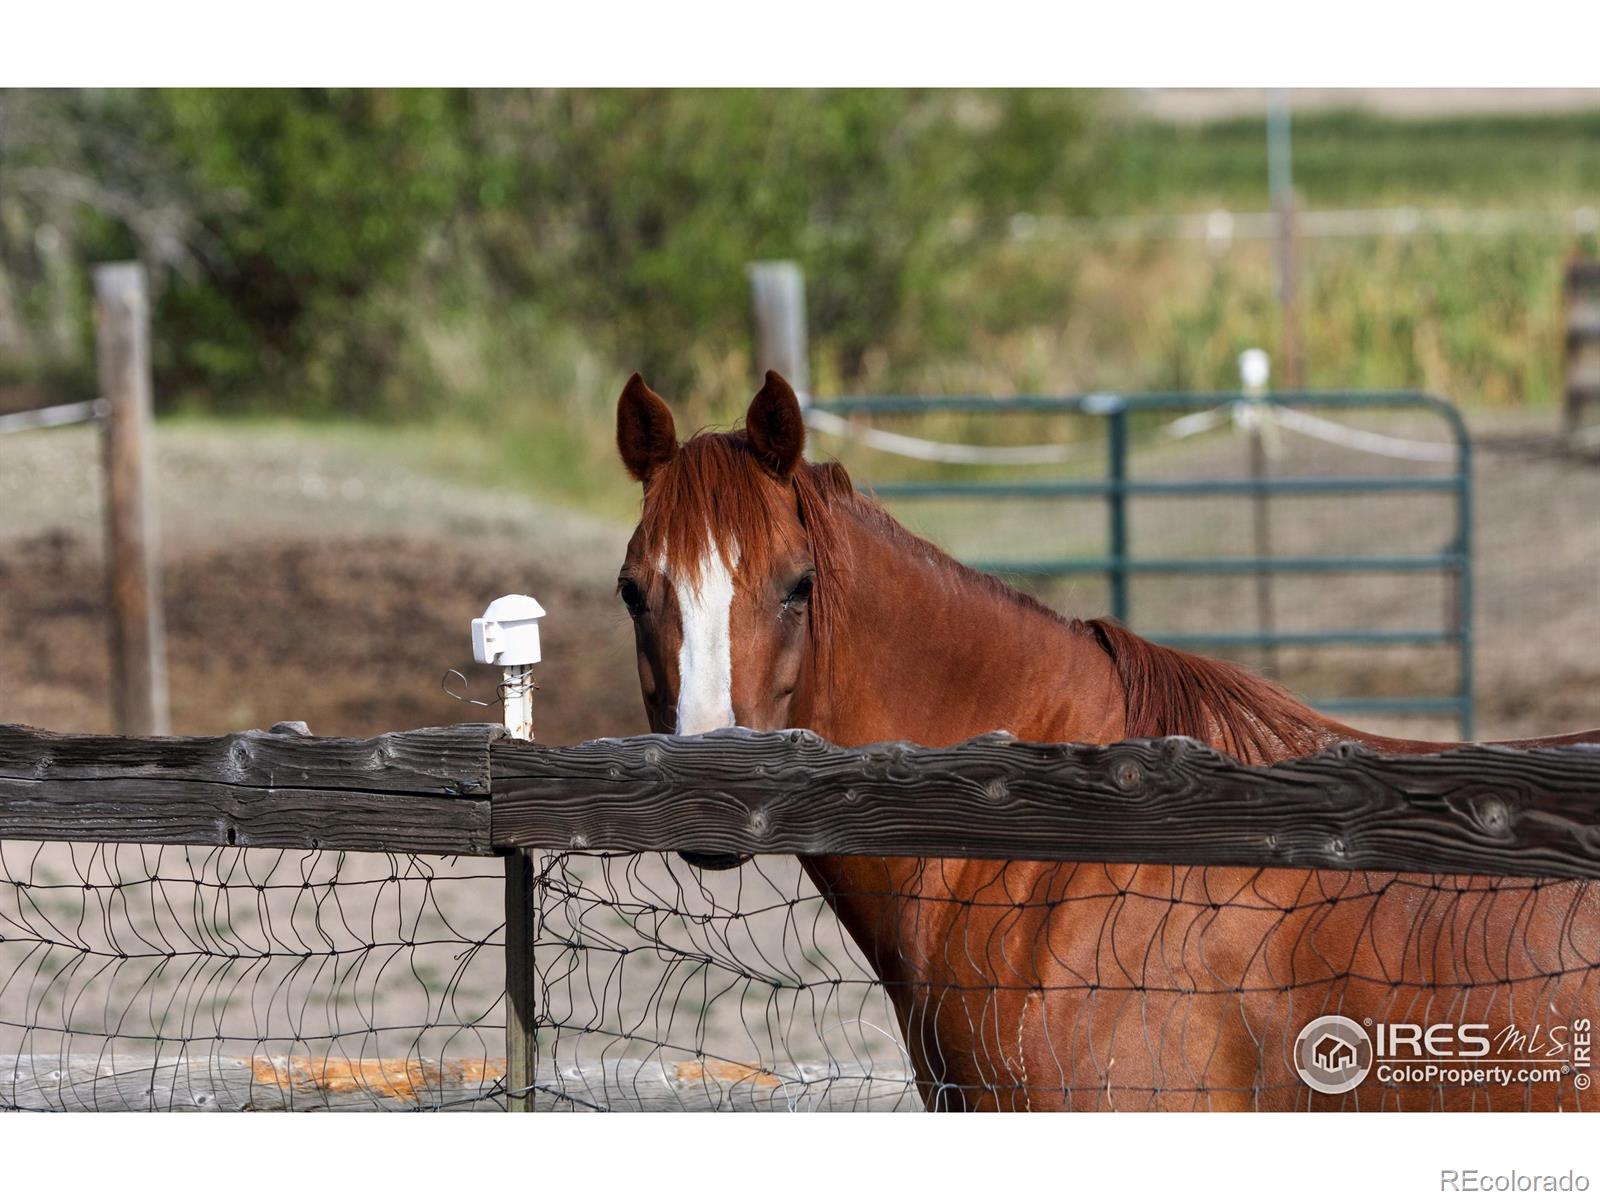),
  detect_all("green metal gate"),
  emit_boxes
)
[808,391,1474,738]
